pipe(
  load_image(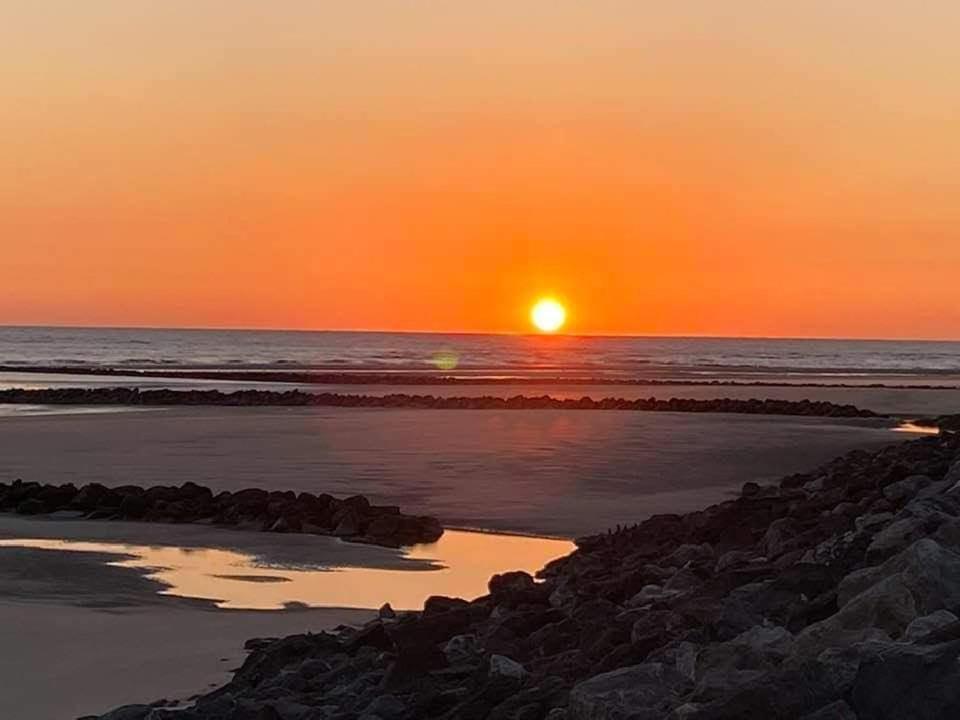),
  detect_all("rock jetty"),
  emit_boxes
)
[0,387,879,418]
[0,481,443,548]
[93,430,960,720]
